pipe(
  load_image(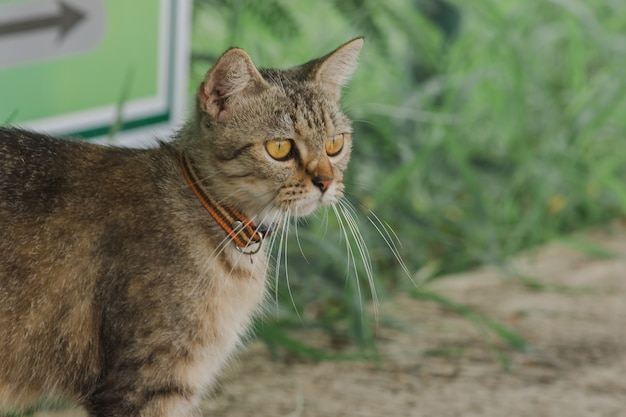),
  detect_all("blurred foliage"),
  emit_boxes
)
[192,0,626,356]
